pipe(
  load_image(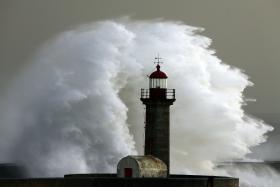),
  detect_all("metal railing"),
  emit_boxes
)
[141,89,175,100]
[166,89,176,99]
[141,89,150,99]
